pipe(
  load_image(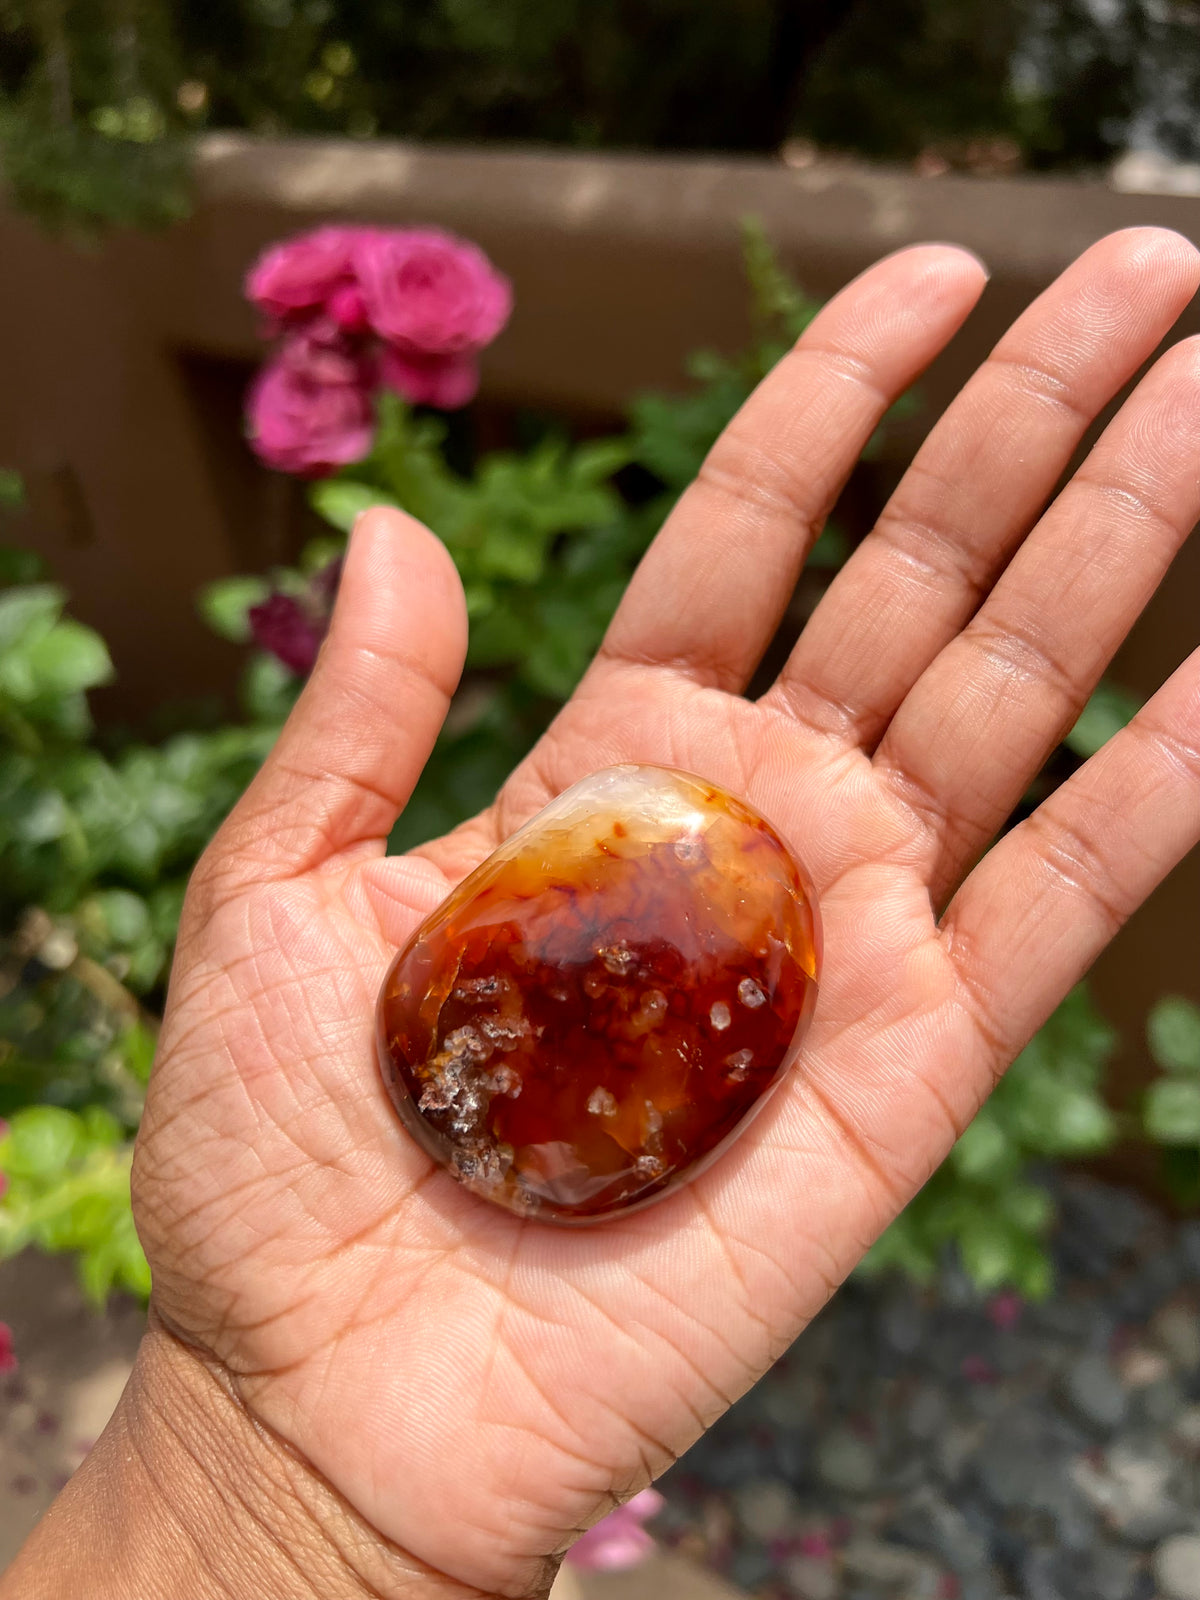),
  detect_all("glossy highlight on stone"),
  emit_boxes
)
[377,765,820,1222]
